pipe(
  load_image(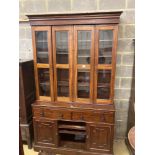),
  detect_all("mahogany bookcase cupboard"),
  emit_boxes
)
[27,11,122,155]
